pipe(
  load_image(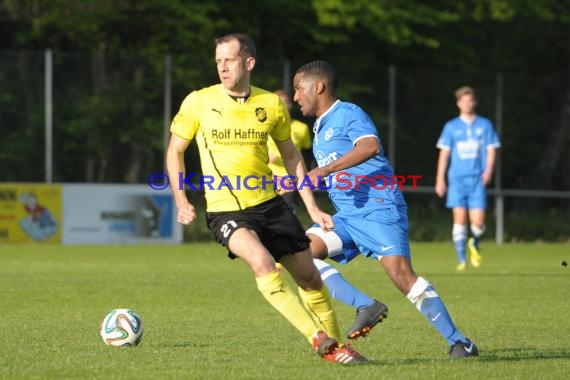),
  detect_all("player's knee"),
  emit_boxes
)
[242,248,276,277]
[470,223,485,238]
[250,260,276,277]
[306,227,343,260]
[306,233,328,259]
[452,224,467,242]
